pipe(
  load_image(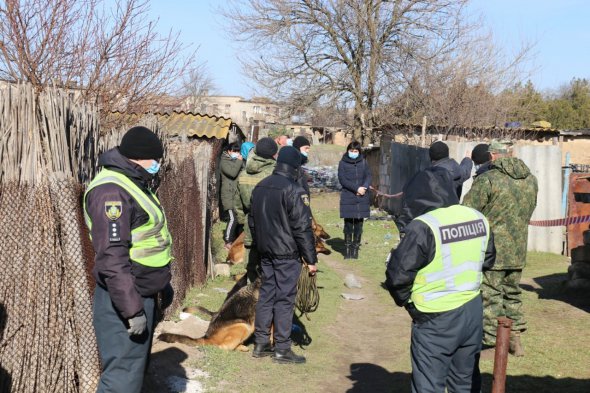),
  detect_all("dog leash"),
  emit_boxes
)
[296,261,320,320]
[369,185,403,198]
